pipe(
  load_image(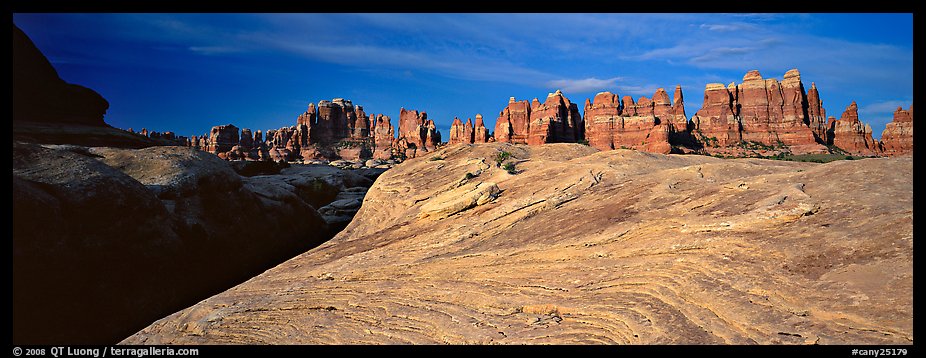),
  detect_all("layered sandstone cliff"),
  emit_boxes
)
[494,97,533,144]
[880,105,913,156]
[829,102,883,156]
[193,99,419,162]
[692,69,828,155]
[583,87,686,154]
[527,90,584,145]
